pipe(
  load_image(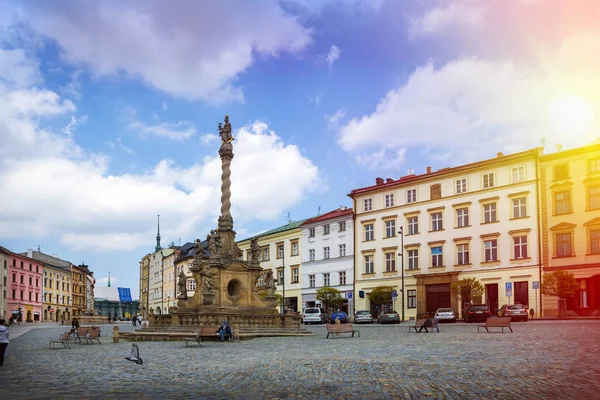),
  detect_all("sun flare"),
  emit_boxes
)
[548,95,595,135]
